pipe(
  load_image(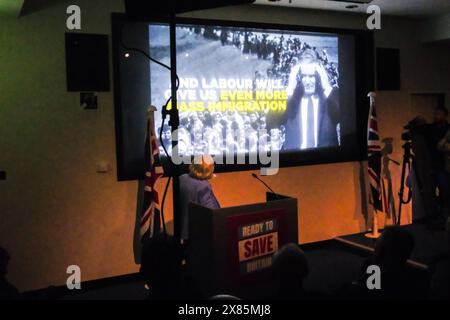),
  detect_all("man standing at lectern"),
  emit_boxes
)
[180,154,220,241]
[282,49,339,150]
